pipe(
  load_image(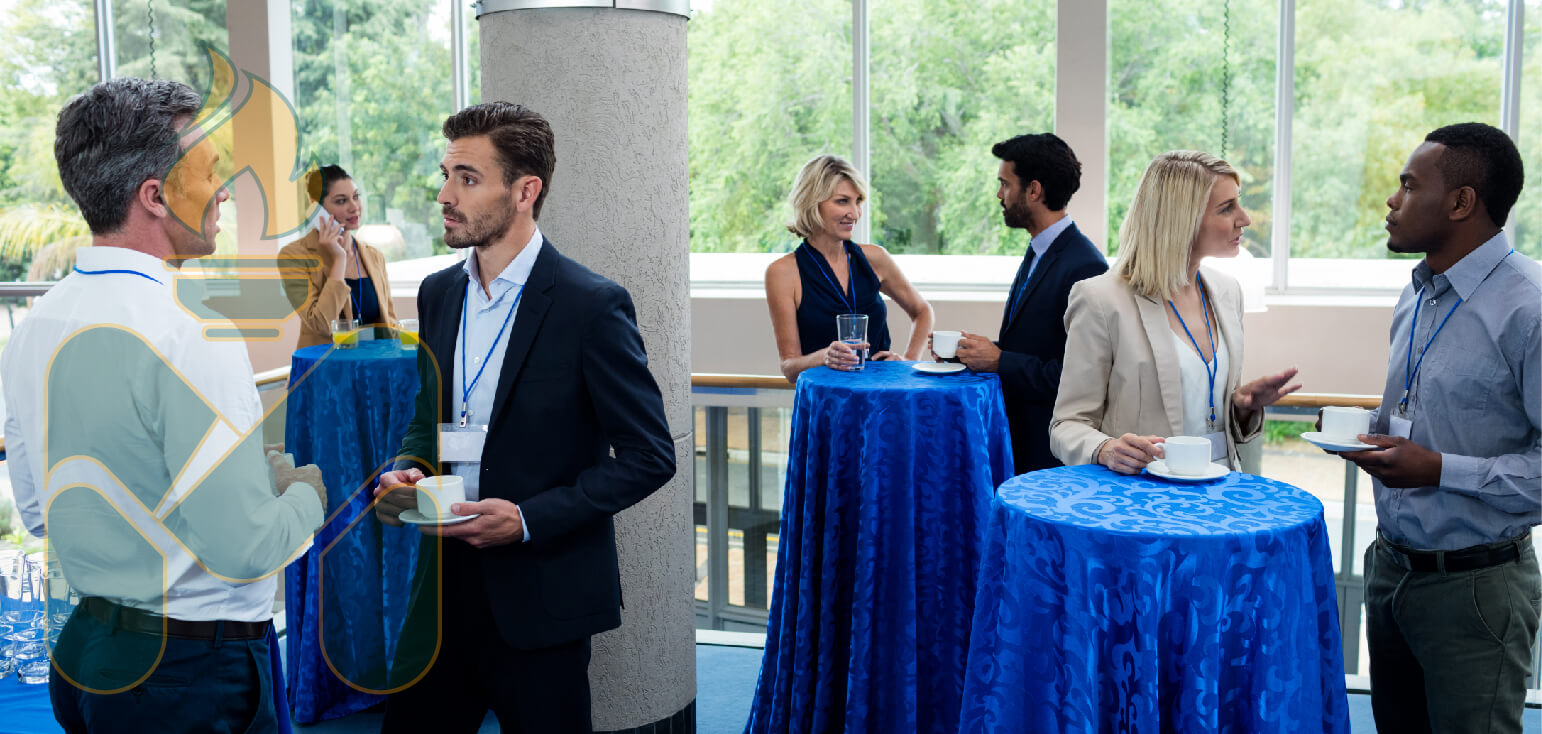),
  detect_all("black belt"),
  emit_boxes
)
[1378,532,1529,574]
[78,597,271,641]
